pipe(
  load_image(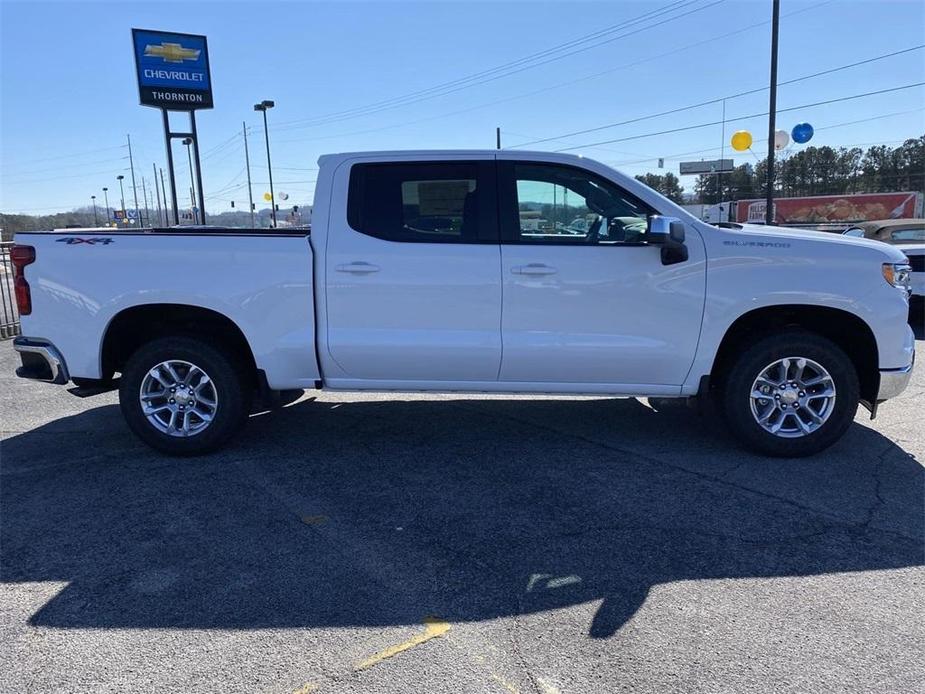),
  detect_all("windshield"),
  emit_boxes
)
[889,228,925,243]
